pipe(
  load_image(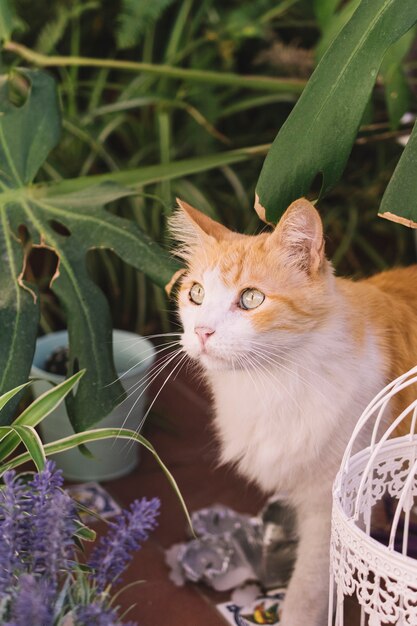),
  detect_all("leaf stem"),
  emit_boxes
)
[4,41,306,94]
